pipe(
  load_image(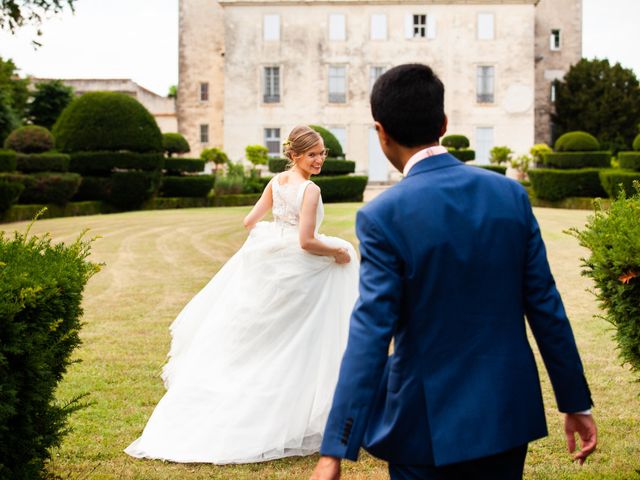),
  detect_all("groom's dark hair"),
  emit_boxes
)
[370,63,445,148]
